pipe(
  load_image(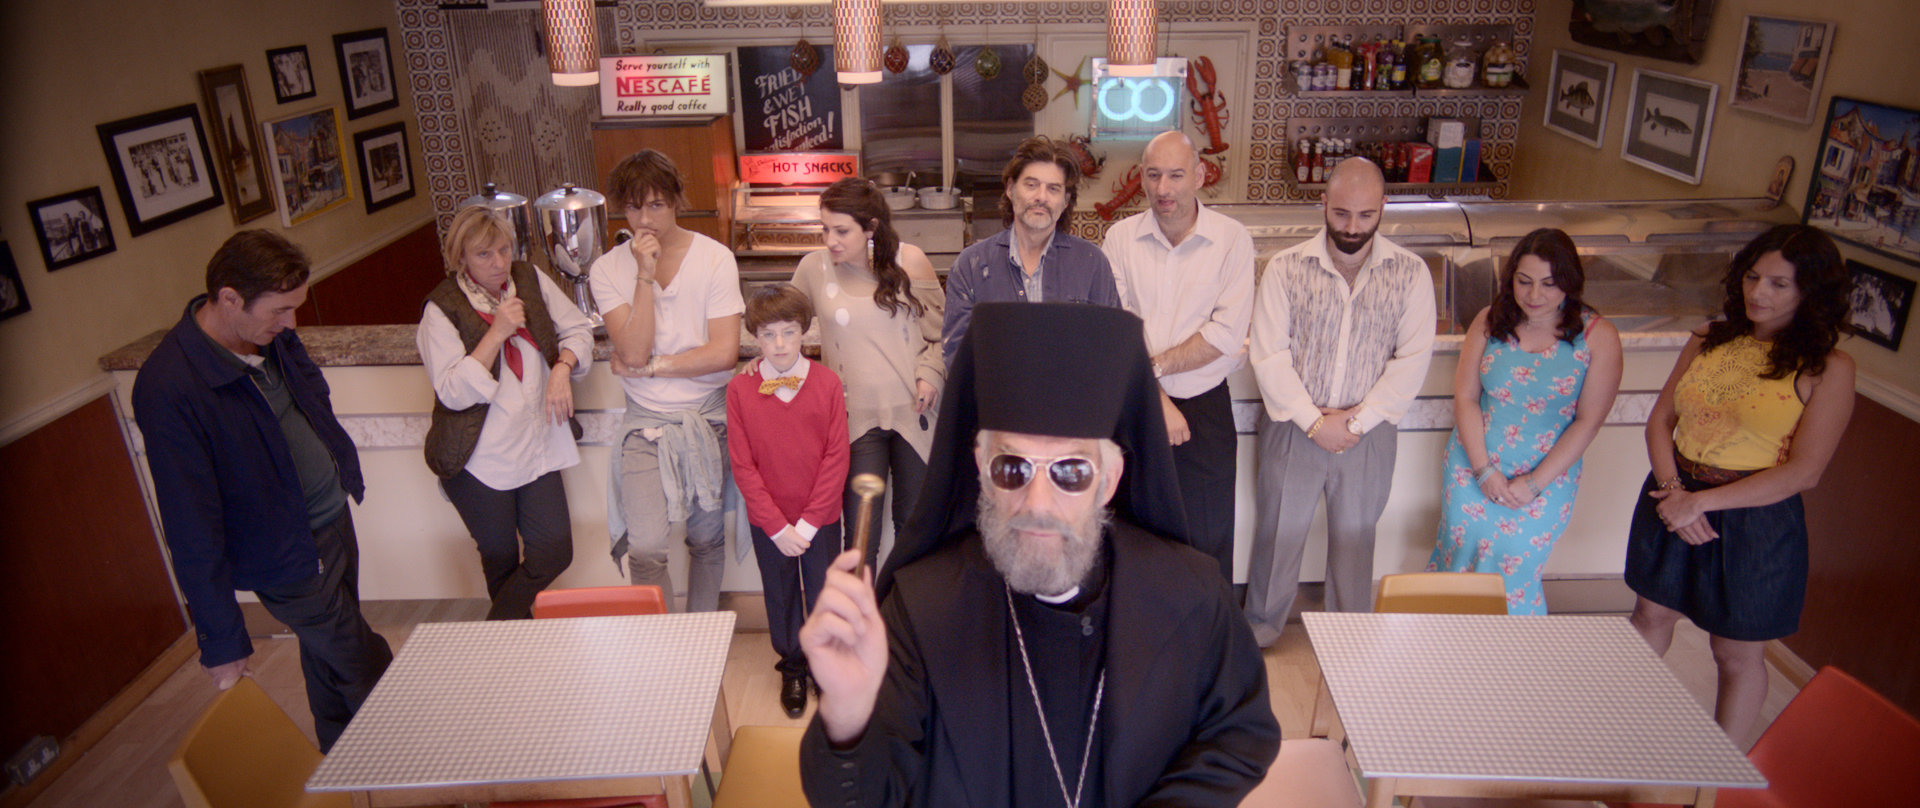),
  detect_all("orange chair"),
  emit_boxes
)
[1613,666,1920,808]
[711,725,809,808]
[531,584,668,619]
[496,586,672,808]
[1373,572,1509,615]
[168,677,353,808]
